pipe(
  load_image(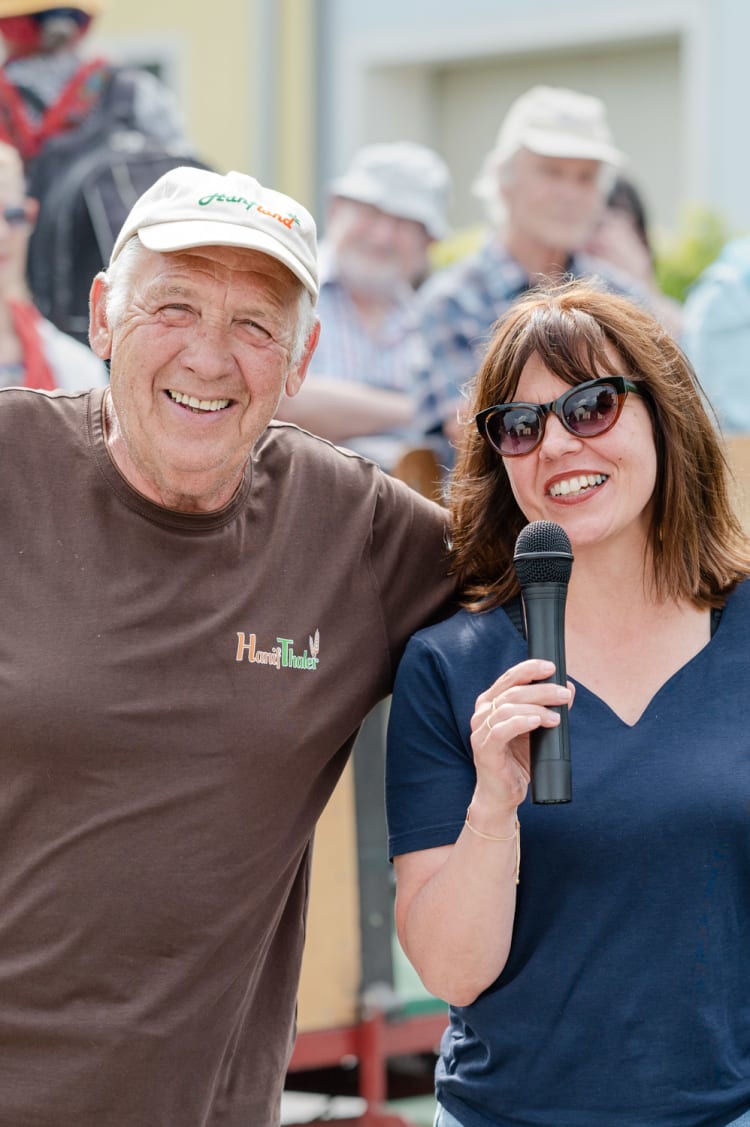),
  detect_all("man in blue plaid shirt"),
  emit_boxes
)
[415,85,648,469]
